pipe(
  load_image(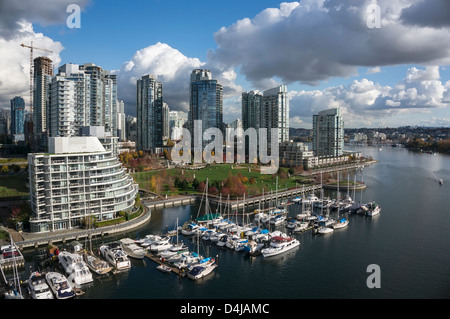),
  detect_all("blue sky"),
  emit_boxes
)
[1,0,450,128]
